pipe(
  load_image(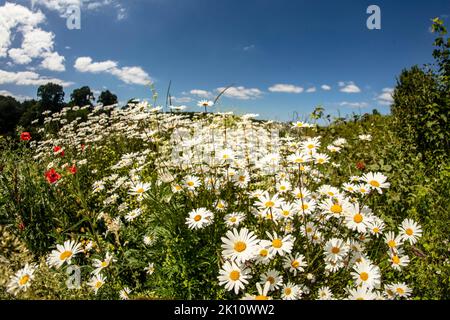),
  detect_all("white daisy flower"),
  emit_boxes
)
[221,228,259,264]
[218,261,251,294]
[47,240,83,269]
